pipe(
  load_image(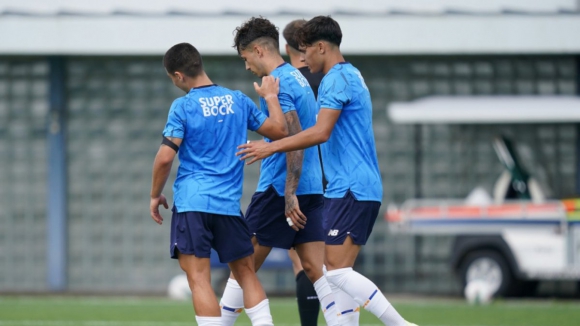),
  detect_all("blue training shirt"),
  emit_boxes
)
[318,62,383,202]
[163,84,267,215]
[256,63,323,196]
